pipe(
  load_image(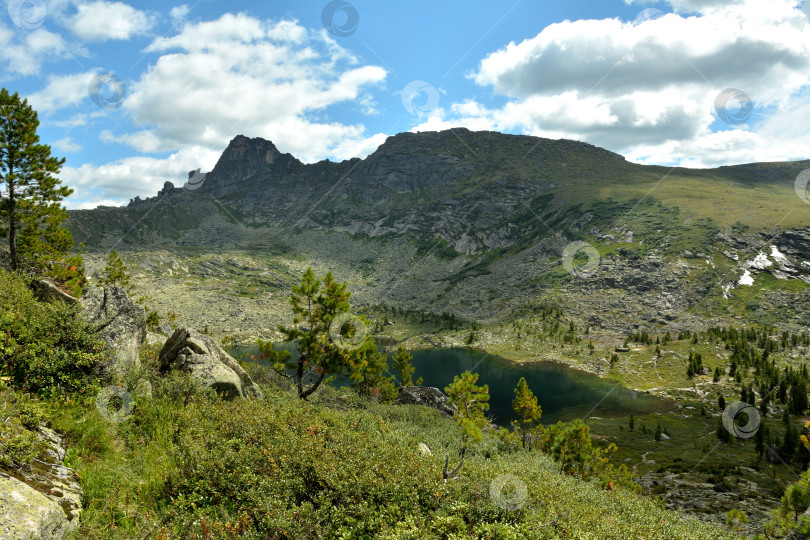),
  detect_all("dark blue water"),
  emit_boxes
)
[230,343,670,425]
